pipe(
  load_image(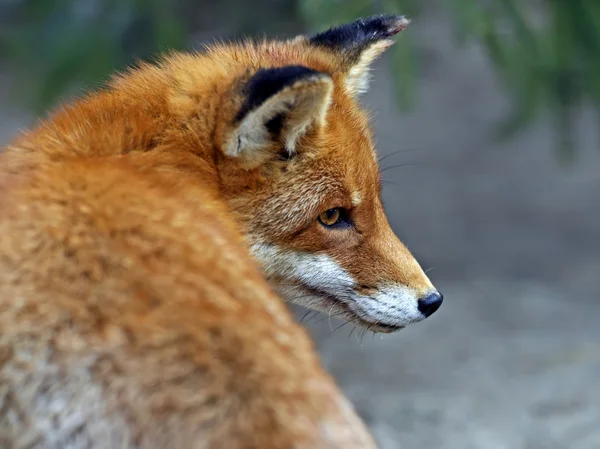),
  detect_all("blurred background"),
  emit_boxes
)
[1,1,599,448]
